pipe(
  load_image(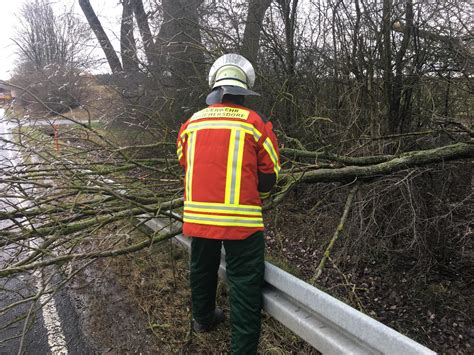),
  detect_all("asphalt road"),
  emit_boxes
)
[0,108,92,354]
